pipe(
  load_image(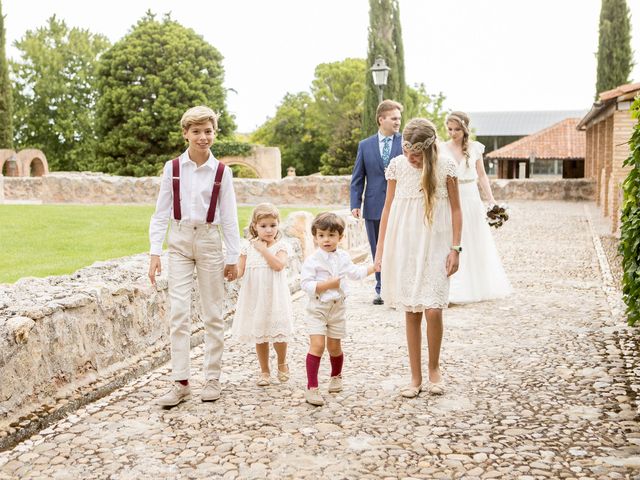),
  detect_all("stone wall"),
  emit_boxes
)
[0,210,369,437]
[487,178,596,201]
[3,172,596,205]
